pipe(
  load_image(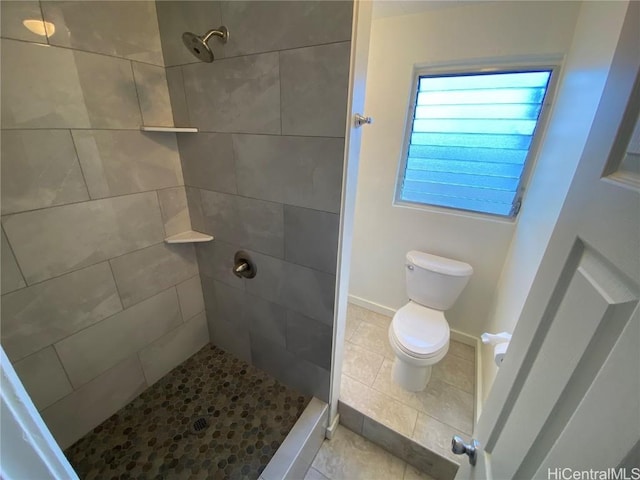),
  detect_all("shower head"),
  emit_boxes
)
[182,26,229,63]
